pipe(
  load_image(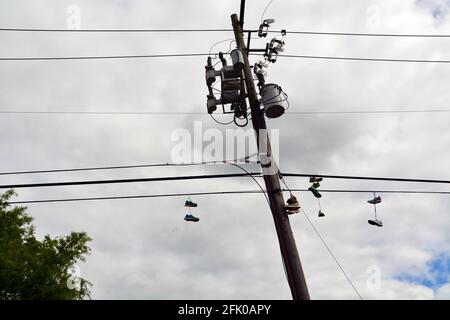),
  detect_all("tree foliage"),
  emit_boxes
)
[0,190,92,300]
